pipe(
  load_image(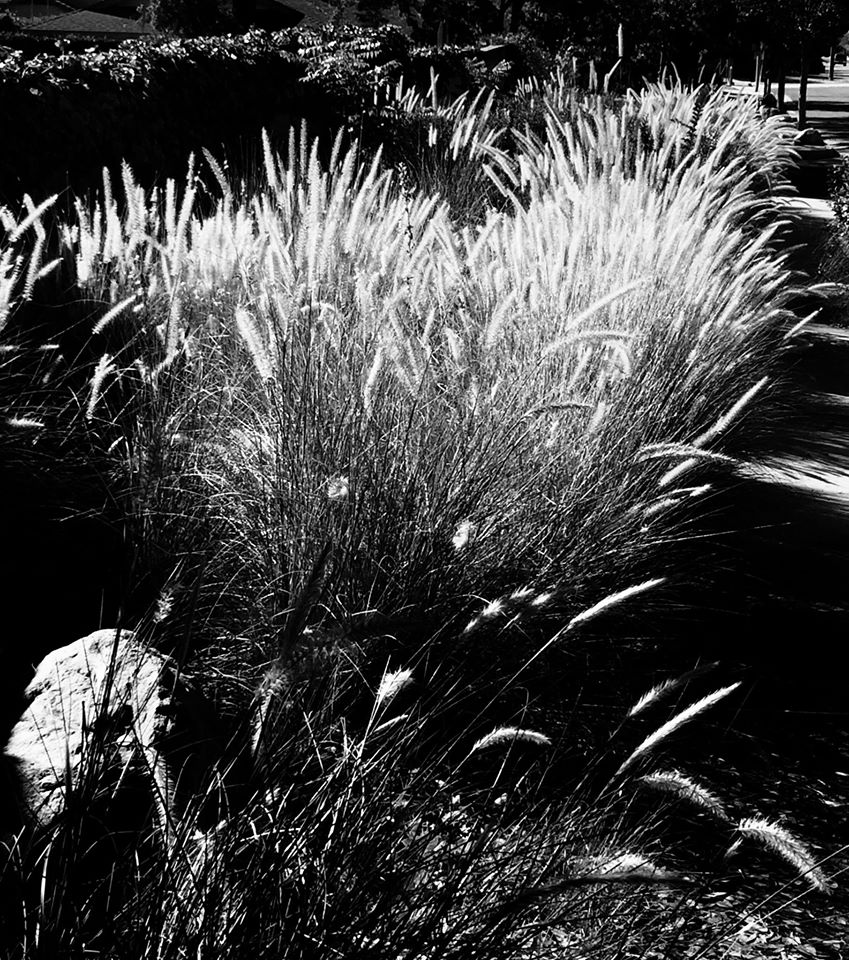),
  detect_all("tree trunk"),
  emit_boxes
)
[777,57,786,112]
[508,0,524,31]
[617,22,631,90]
[829,45,836,81]
[498,0,509,32]
[798,38,809,130]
